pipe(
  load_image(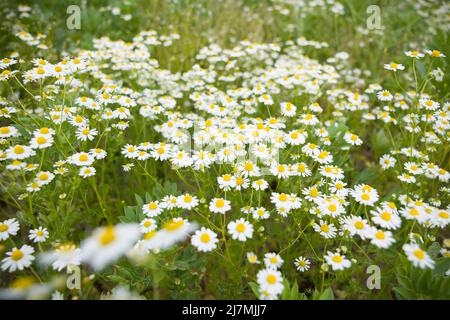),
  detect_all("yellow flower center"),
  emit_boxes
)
[99,227,116,245]
[354,221,364,229]
[266,274,277,285]
[0,127,9,134]
[144,231,156,240]
[236,223,246,233]
[200,233,210,243]
[332,255,342,263]
[413,249,425,260]
[13,146,25,154]
[438,211,448,219]
[380,212,391,221]
[244,162,253,171]
[36,136,47,144]
[0,223,8,232]
[215,199,225,208]
[361,193,370,201]
[328,204,337,212]
[11,249,24,261]
[375,231,385,240]
[164,219,184,232]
